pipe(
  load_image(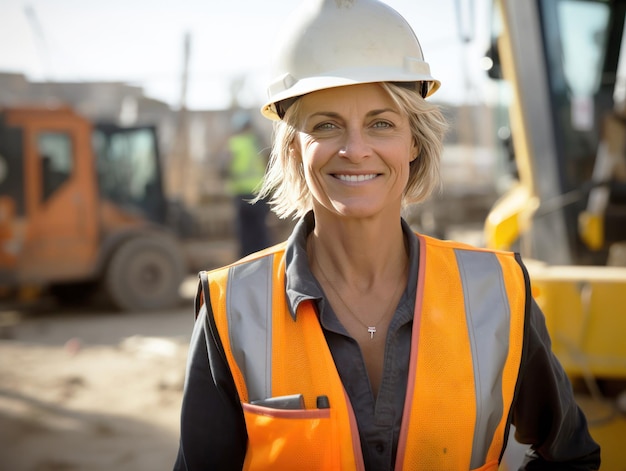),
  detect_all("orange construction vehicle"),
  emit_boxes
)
[0,105,187,311]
